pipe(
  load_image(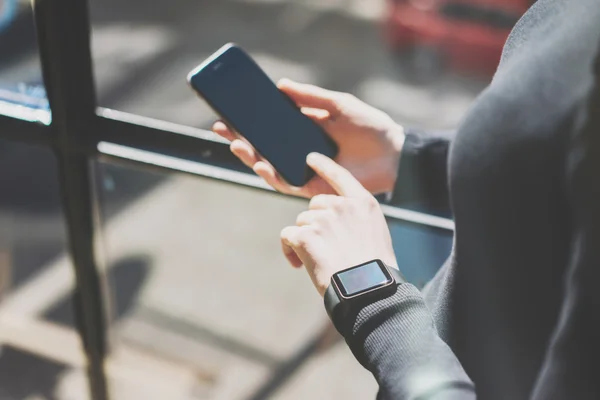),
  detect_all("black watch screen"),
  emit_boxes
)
[332,259,394,298]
